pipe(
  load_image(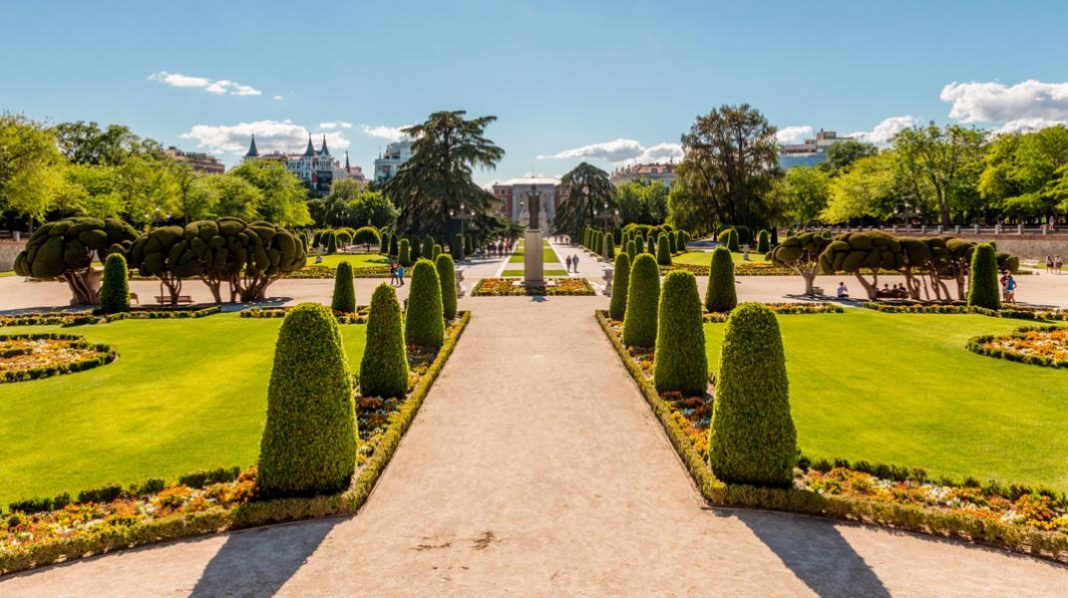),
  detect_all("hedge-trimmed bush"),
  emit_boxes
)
[656,234,672,265]
[435,253,458,320]
[717,228,740,252]
[398,239,412,267]
[609,252,630,320]
[379,232,389,254]
[409,236,421,260]
[654,270,707,394]
[603,233,615,260]
[452,233,465,260]
[99,254,130,314]
[968,242,1001,310]
[431,244,442,261]
[257,303,357,499]
[646,235,656,255]
[705,247,737,312]
[331,261,356,313]
[389,234,399,257]
[623,253,660,347]
[708,303,796,487]
[325,231,338,254]
[626,240,638,261]
[756,230,770,253]
[405,259,445,348]
[336,230,353,247]
[421,237,435,261]
[360,284,410,398]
